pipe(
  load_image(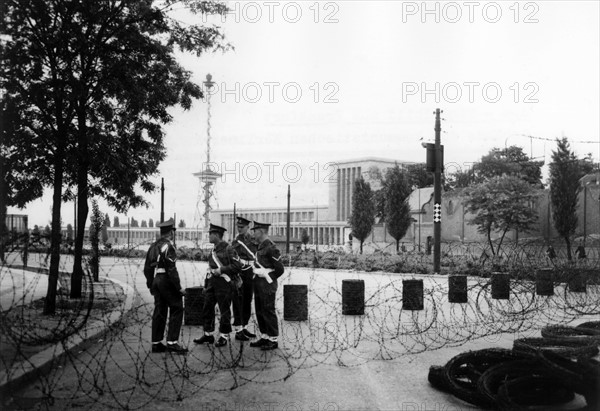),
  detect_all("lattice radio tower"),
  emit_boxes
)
[193,73,221,239]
